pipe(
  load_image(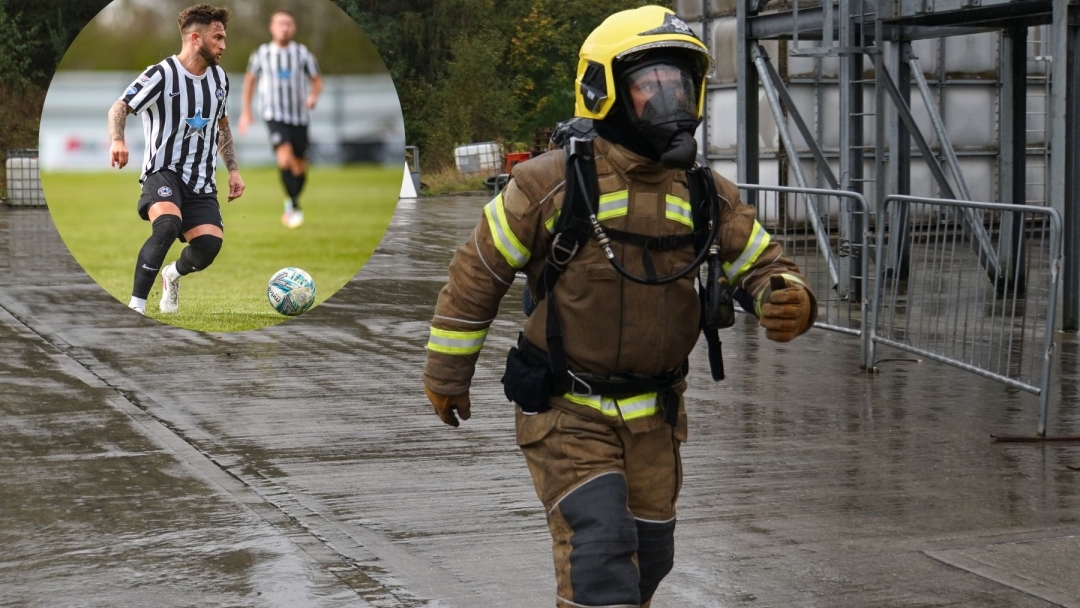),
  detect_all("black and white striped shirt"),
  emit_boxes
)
[121,56,230,194]
[247,41,319,126]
